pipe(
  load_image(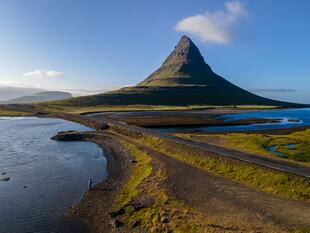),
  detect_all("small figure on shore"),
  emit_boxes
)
[88,178,93,190]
